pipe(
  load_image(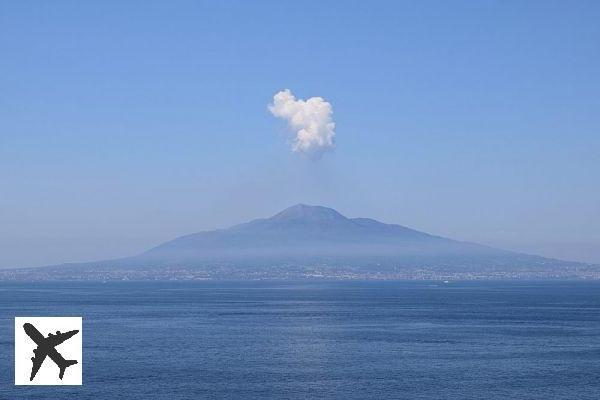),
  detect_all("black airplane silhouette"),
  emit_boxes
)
[23,323,79,381]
